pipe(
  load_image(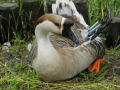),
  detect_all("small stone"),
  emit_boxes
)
[2,42,11,50]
